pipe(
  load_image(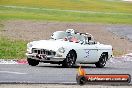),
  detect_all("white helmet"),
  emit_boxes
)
[66,29,75,34]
